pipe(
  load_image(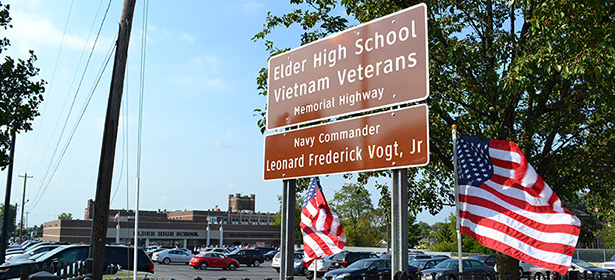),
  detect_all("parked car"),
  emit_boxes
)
[255,247,277,254]
[603,254,615,272]
[271,252,306,275]
[5,241,49,255]
[146,247,166,258]
[189,251,240,270]
[152,248,193,264]
[468,254,496,267]
[420,258,496,280]
[330,251,379,269]
[226,248,265,267]
[324,258,420,280]
[305,254,335,279]
[519,261,537,278]
[410,259,445,272]
[264,250,278,261]
[204,247,231,255]
[409,254,434,262]
[531,259,615,280]
[0,244,154,280]
[5,244,63,263]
